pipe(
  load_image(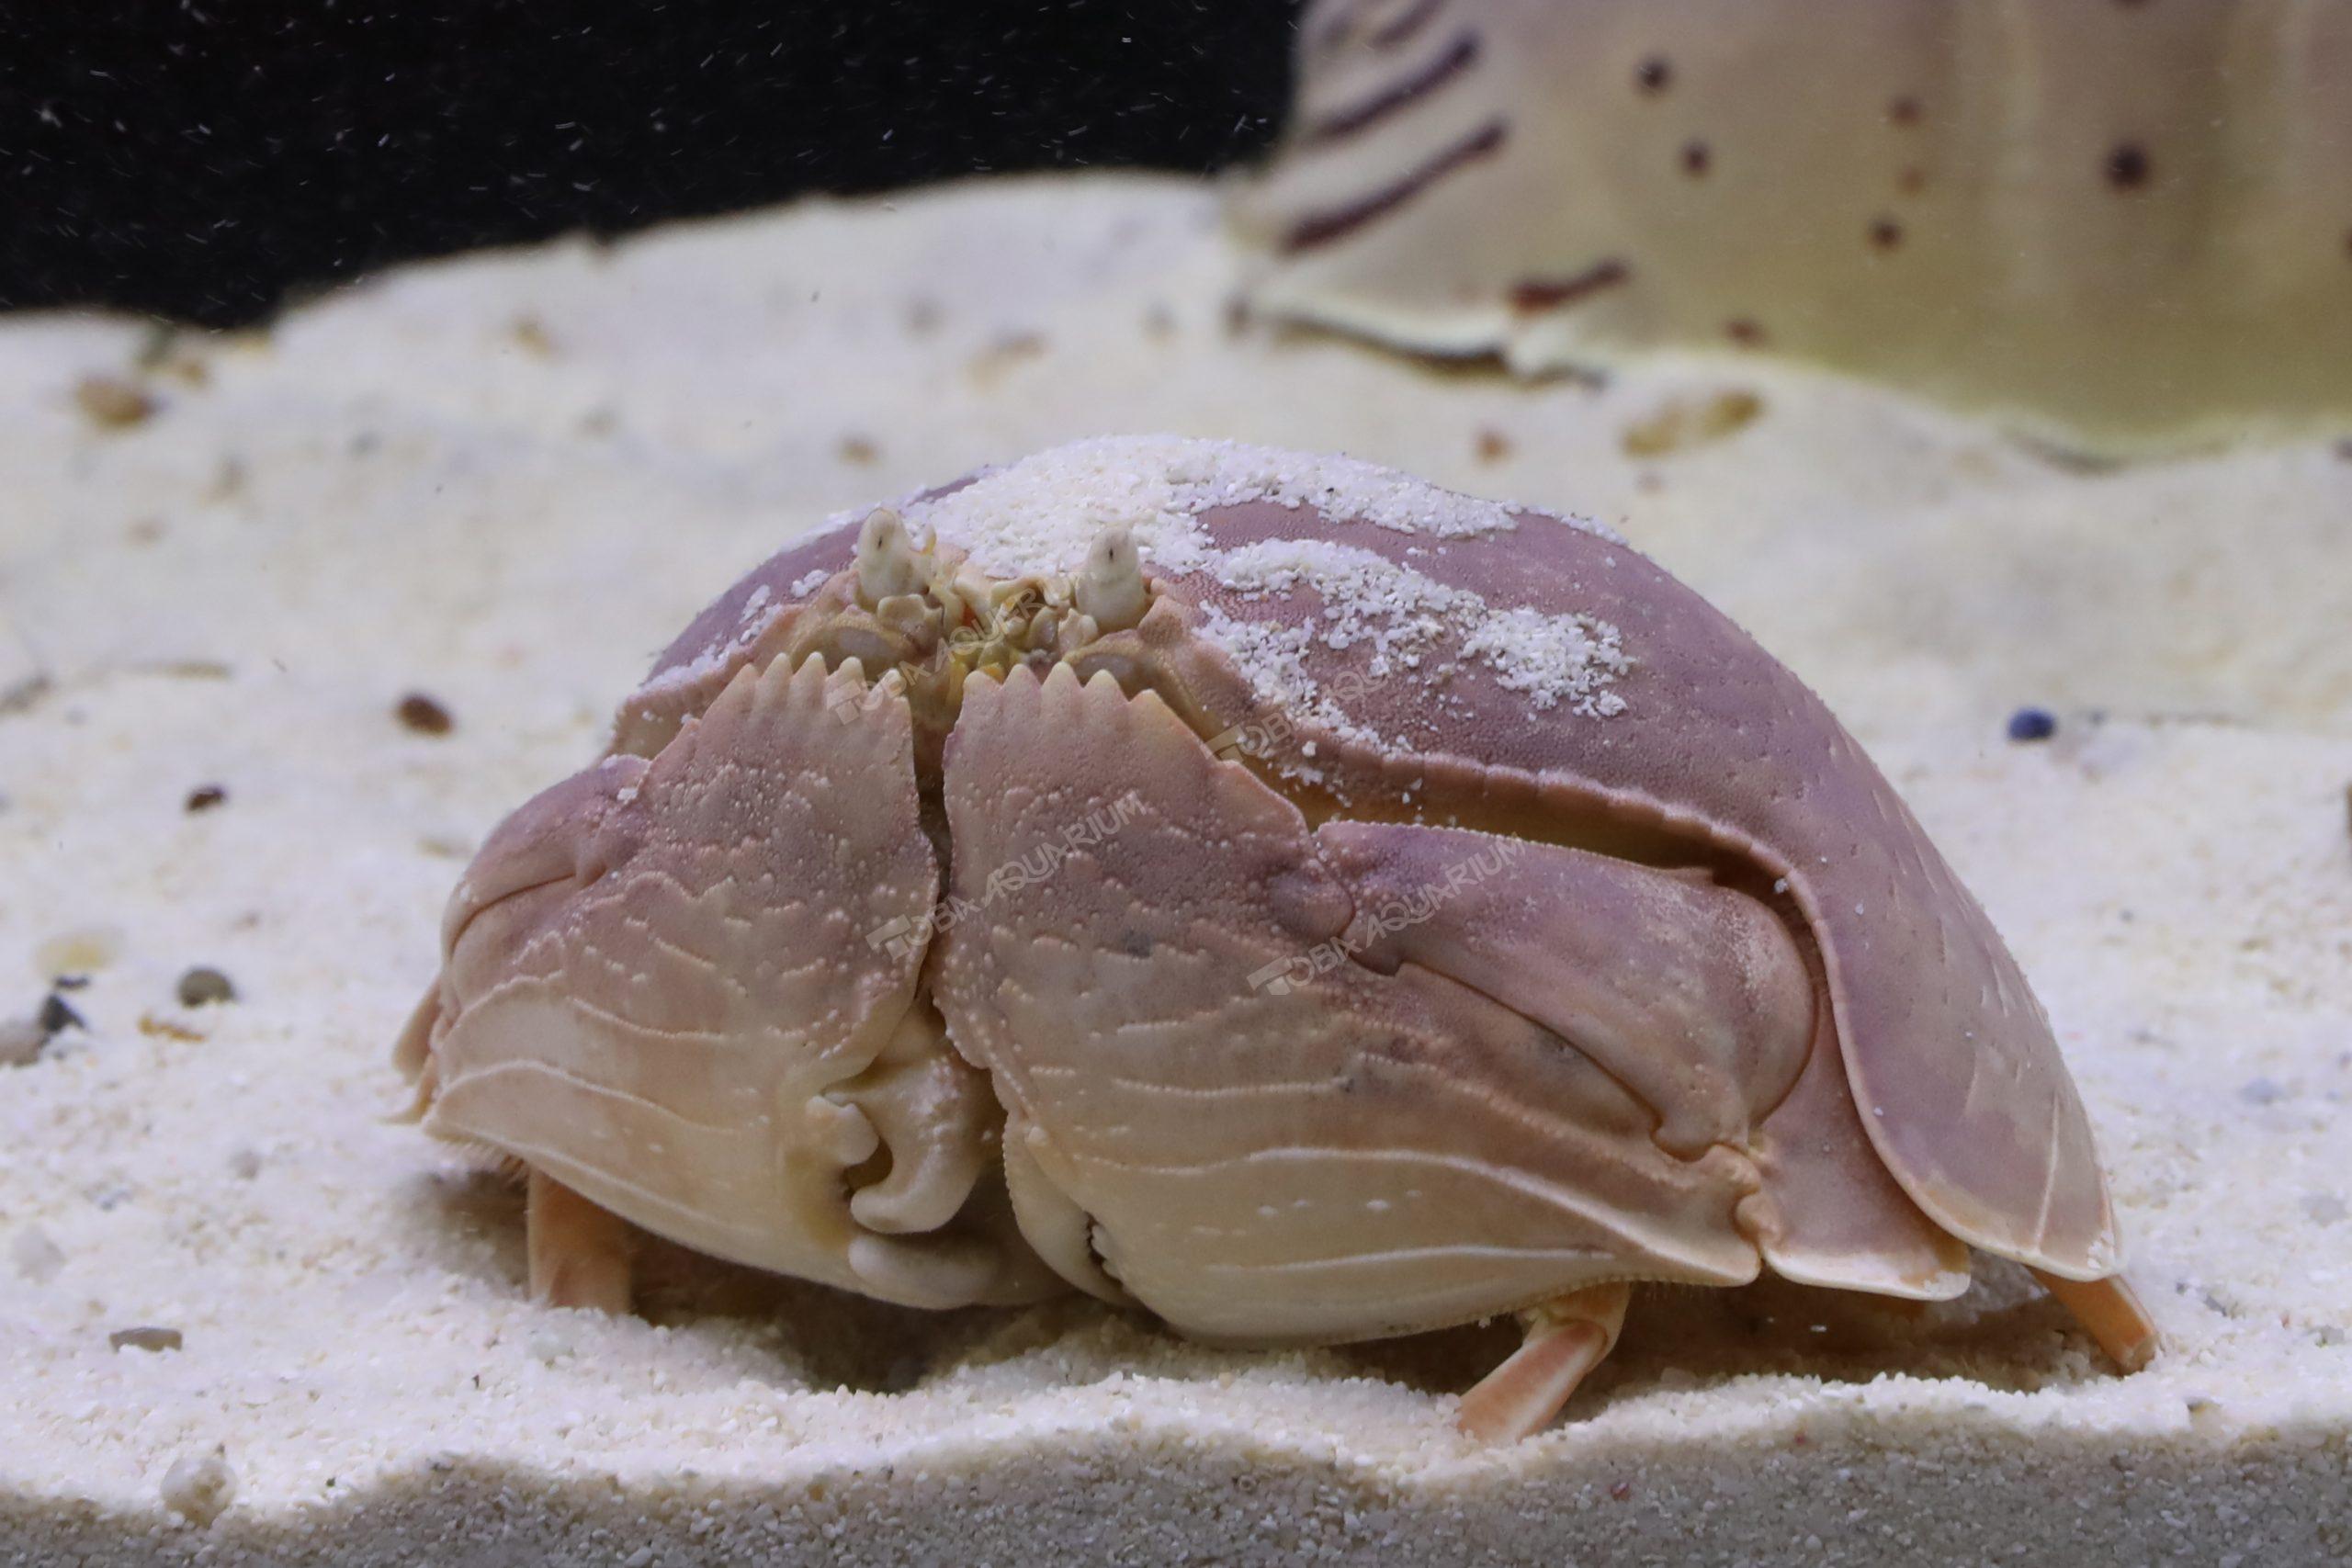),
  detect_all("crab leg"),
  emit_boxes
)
[1455,1281,1632,1442]
[527,1168,635,1314]
[2030,1269,2159,1372]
